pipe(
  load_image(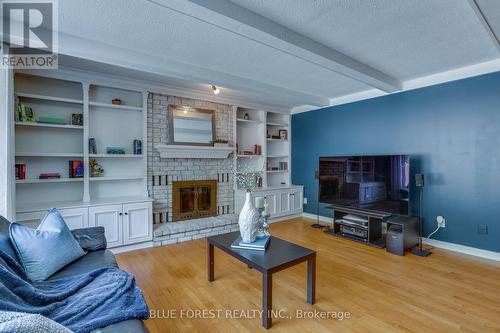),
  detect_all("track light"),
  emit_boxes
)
[212,85,220,95]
